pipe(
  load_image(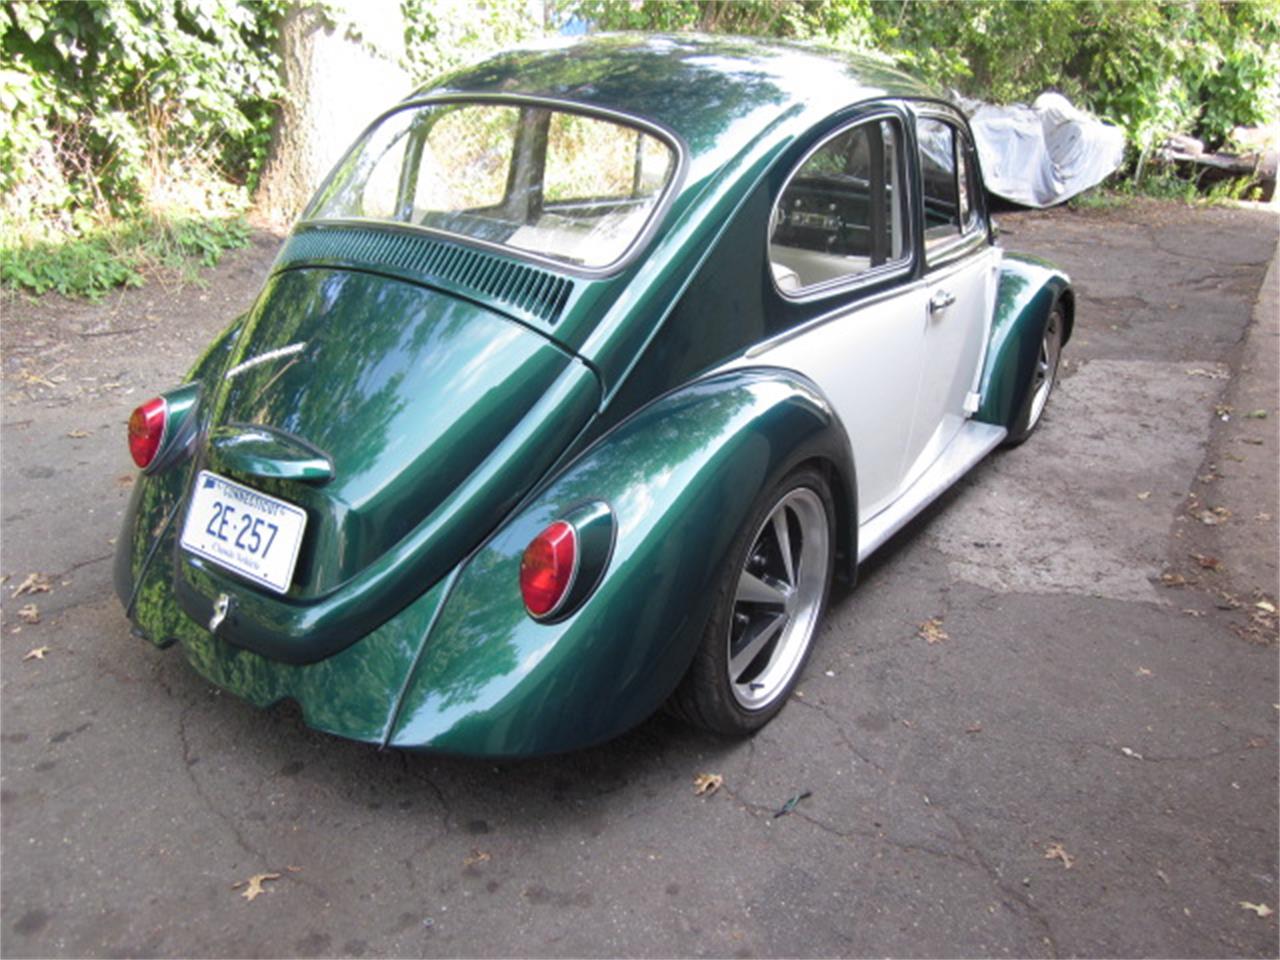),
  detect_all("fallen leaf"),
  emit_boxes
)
[17,604,40,624]
[1239,437,1264,445]
[1190,553,1222,570]
[463,849,491,866]
[1161,572,1193,587]
[1155,868,1169,886]
[1256,600,1277,614]
[233,872,281,902]
[965,721,984,734]
[1214,403,1233,419]
[11,573,51,598]
[1136,667,1153,676]
[1197,506,1231,525]
[1247,737,1267,749]
[1043,842,1074,869]
[1181,609,1205,617]
[1244,409,1268,419]
[1185,367,1228,380]
[116,474,134,487]
[66,429,90,438]
[1120,746,1144,760]
[22,646,49,661]
[693,773,723,796]
[1136,490,1152,501]
[918,617,949,644]
[285,865,302,873]
[1239,901,1274,918]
